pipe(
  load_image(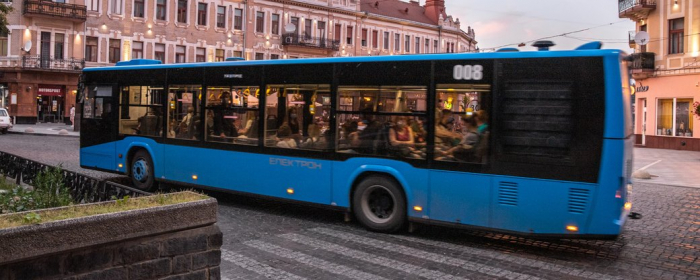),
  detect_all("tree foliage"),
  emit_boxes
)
[0,3,13,35]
